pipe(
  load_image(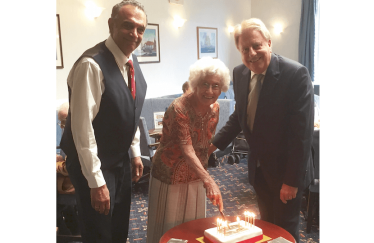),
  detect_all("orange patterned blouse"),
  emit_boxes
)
[151,93,219,185]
